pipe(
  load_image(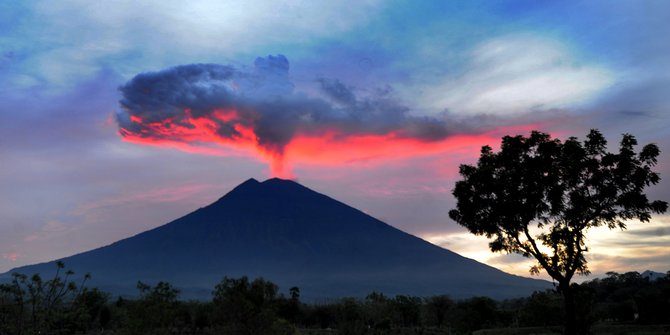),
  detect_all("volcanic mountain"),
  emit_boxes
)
[3,178,550,299]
